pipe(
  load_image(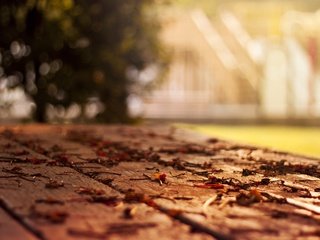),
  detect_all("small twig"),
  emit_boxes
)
[170,172,186,178]
[218,198,233,209]
[19,176,36,182]
[86,171,121,176]
[30,173,50,179]
[142,173,152,180]
[145,167,156,170]
[286,198,320,214]
[202,195,218,215]
[150,194,176,203]
[262,191,320,215]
